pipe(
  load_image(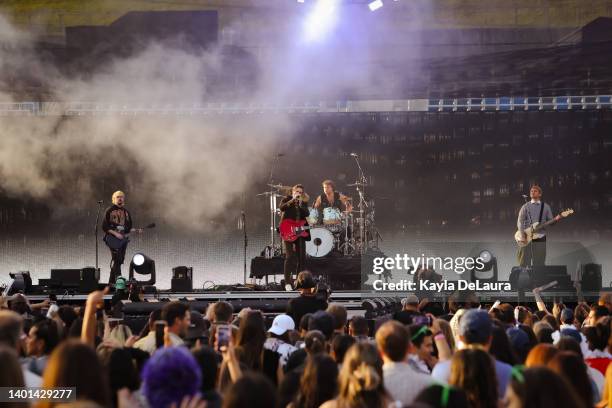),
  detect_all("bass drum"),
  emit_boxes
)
[305,227,334,258]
